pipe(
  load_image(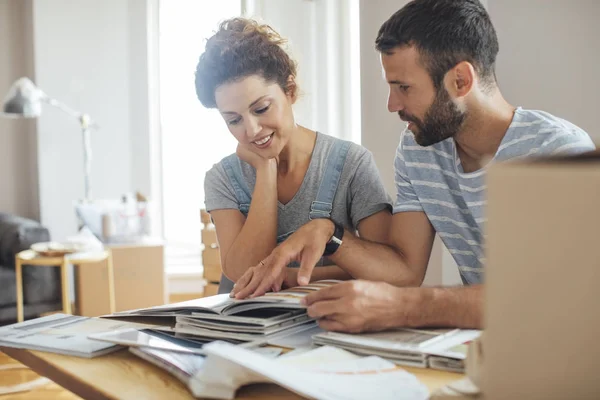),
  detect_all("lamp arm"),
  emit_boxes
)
[43,96,81,119]
[43,96,95,202]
